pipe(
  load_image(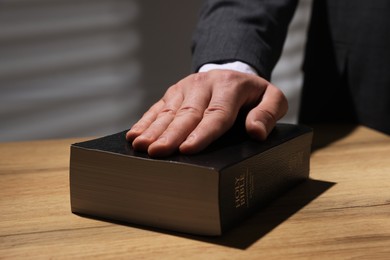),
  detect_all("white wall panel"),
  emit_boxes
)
[272,0,312,123]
